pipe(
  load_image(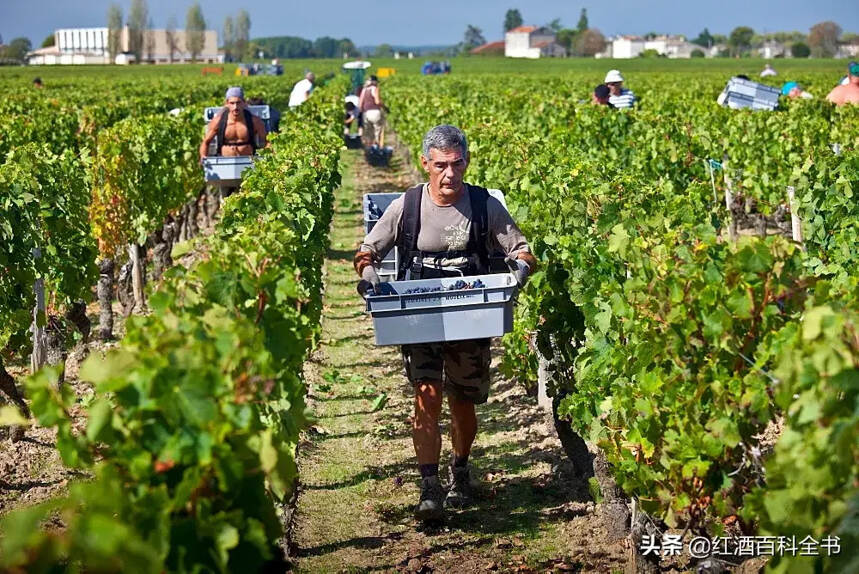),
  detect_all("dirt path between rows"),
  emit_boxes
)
[290,147,629,574]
